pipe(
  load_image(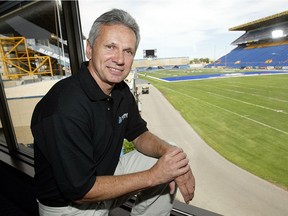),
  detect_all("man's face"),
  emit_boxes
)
[86,24,137,91]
